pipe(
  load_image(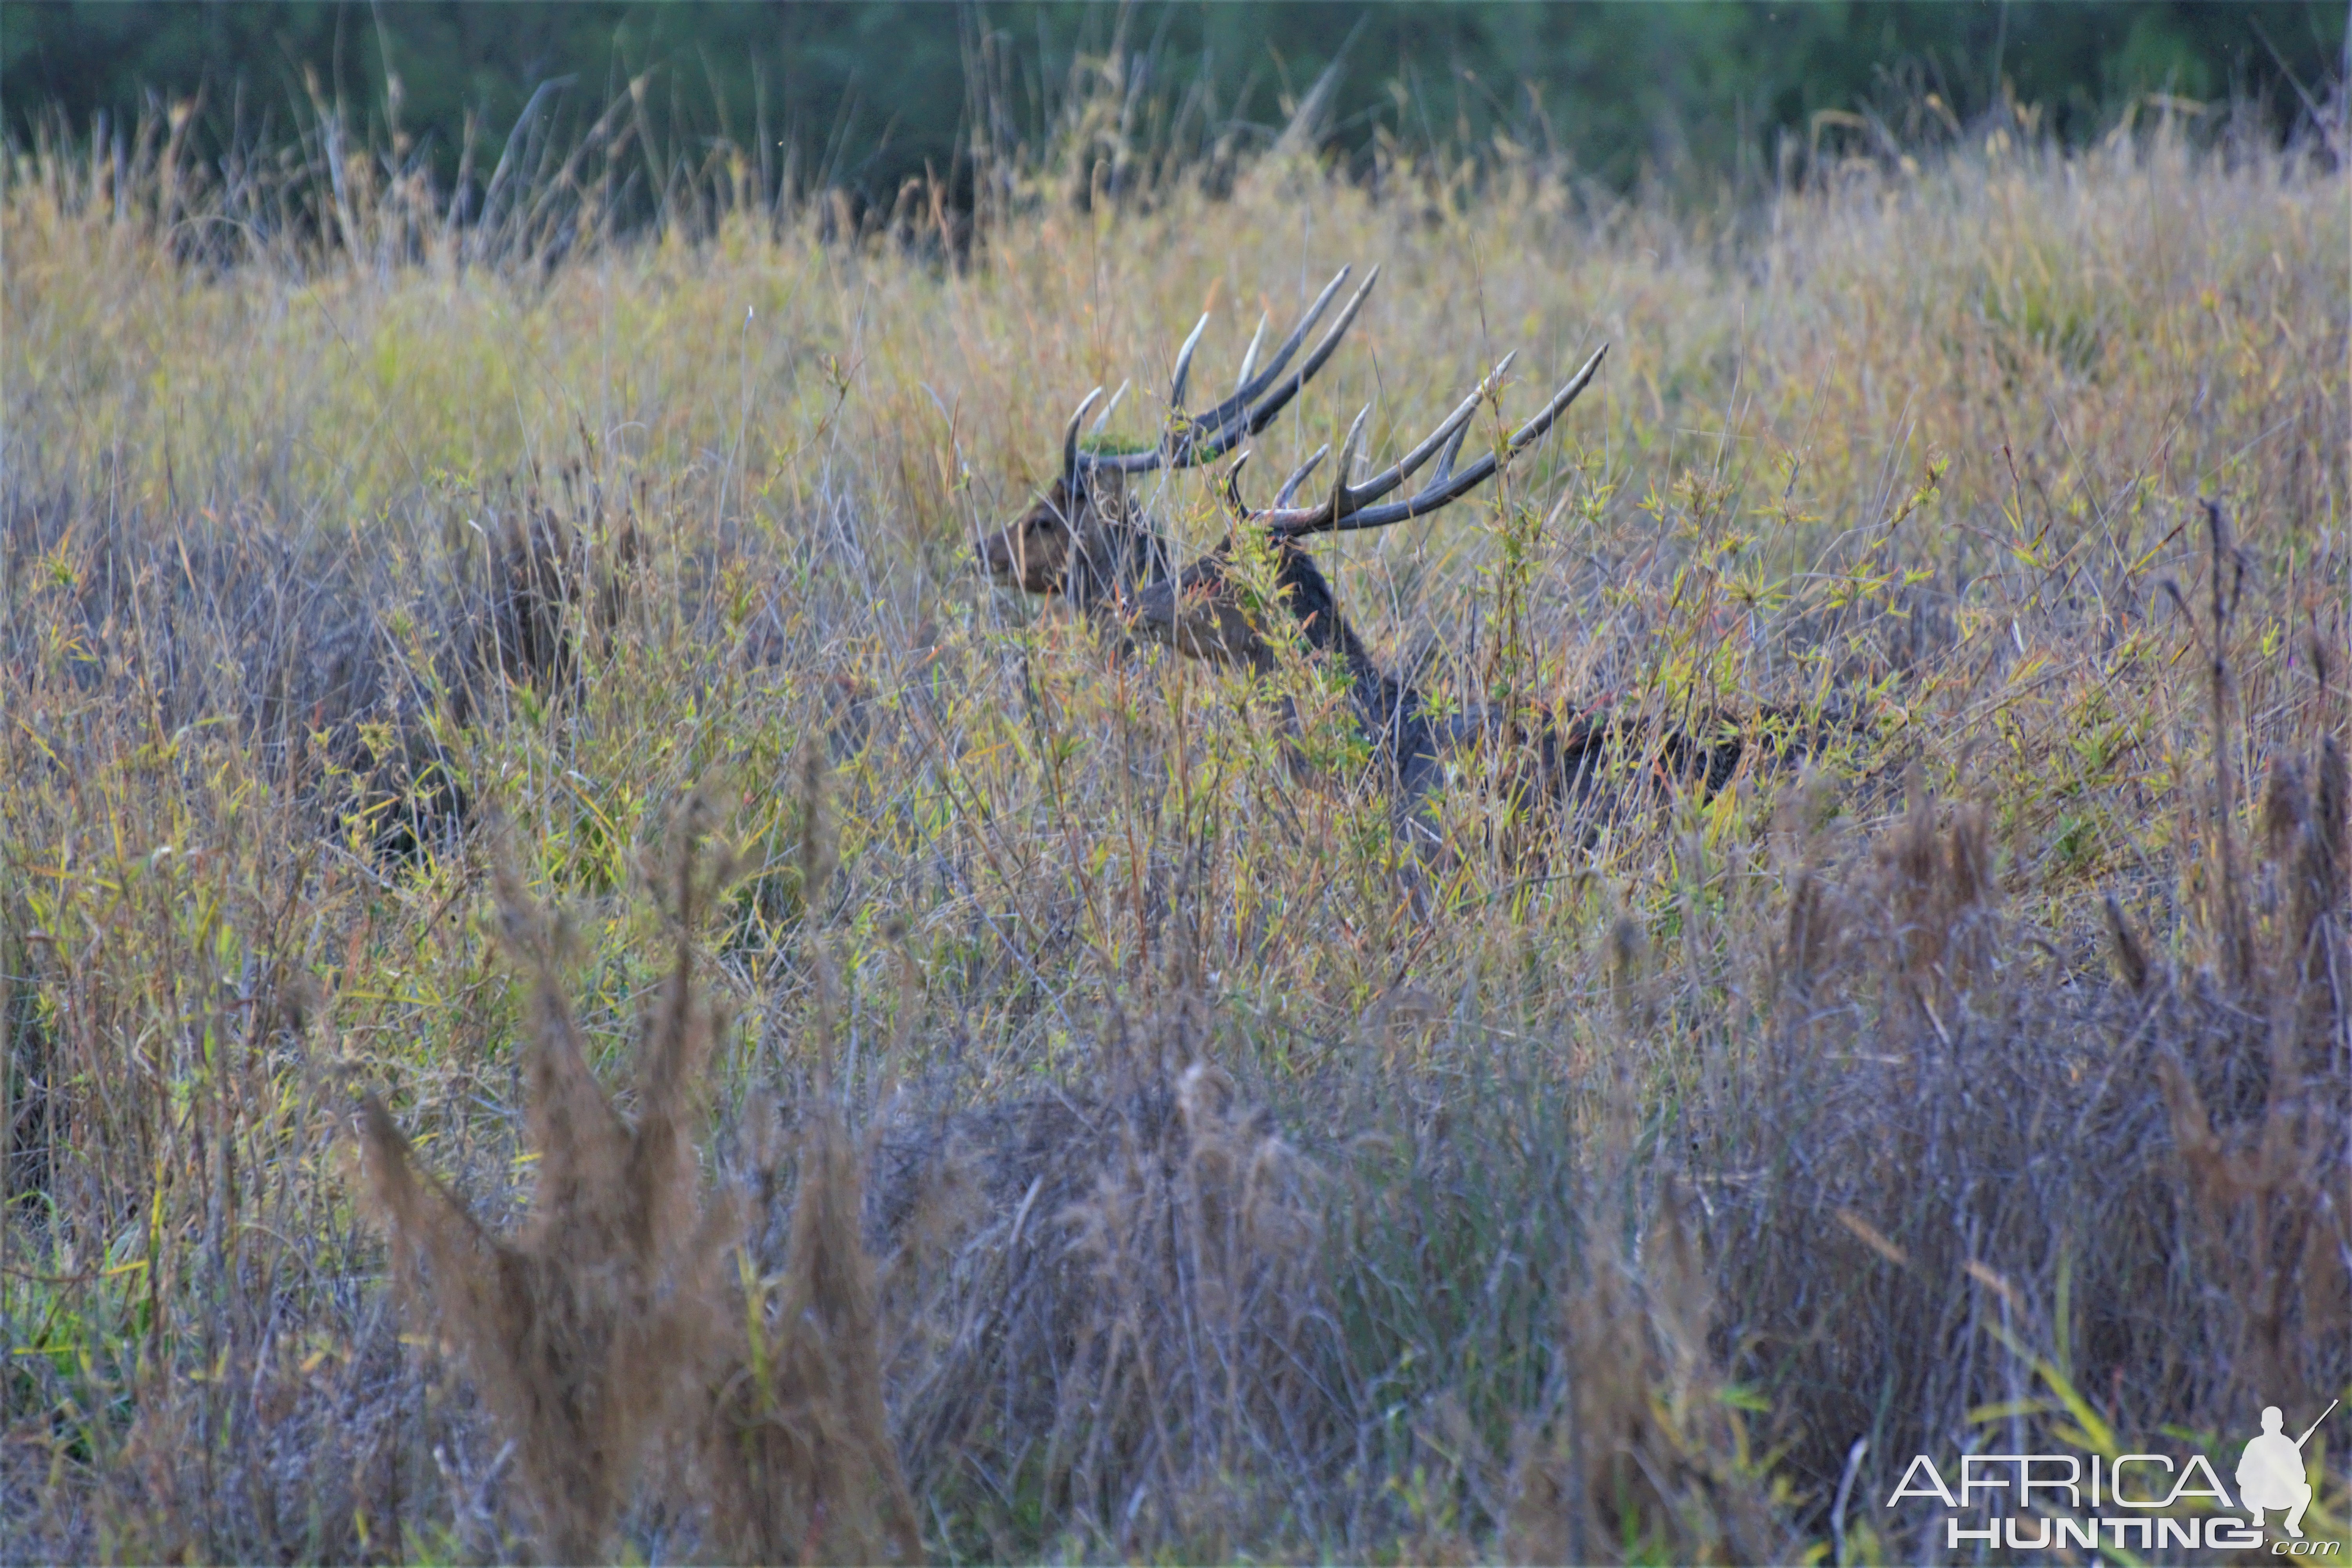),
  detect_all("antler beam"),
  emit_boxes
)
[1066,265,1382,481]
[1245,341,1610,537]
